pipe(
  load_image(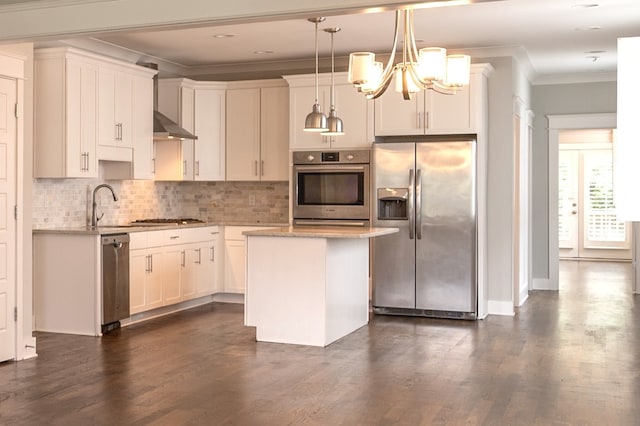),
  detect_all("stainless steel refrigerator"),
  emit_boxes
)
[373,138,477,319]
